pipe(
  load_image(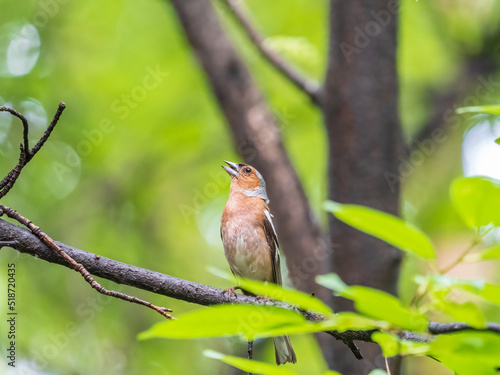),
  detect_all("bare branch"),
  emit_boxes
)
[0,206,173,319]
[0,216,314,311]
[0,106,29,159]
[224,0,321,105]
[29,101,66,157]
[329,331,363,360]
[428,321,500,335]
[0,102,66,199]
[1,217,499,355]
[0,153,25,199]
